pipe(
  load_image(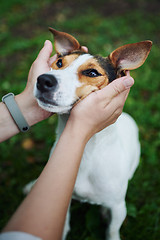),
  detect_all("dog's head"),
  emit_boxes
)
[34,28,152,114]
